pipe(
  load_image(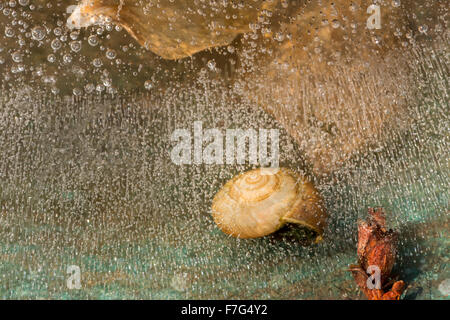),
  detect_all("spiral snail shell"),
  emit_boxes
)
[212,168,327,242]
